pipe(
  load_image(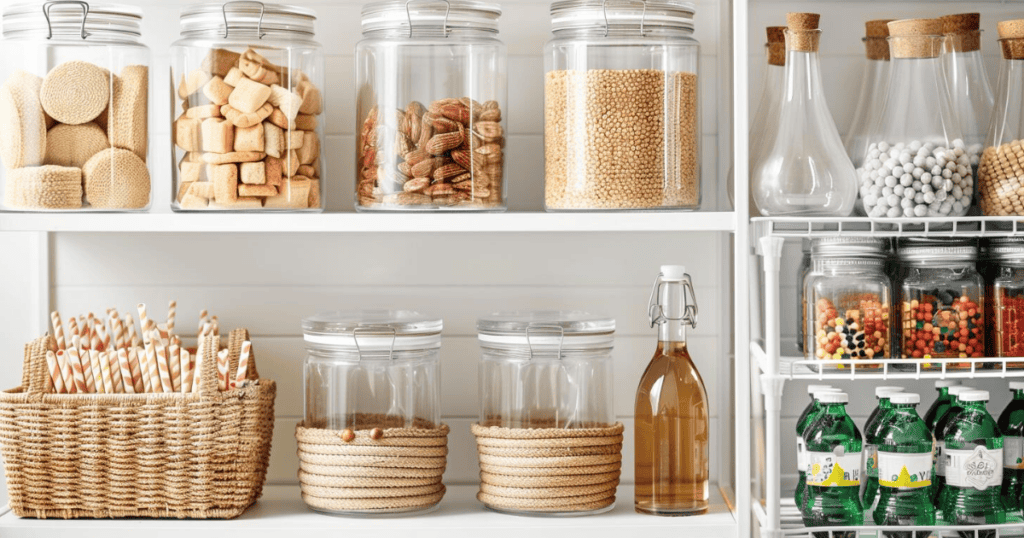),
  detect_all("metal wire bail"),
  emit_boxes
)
[43,1,90,40]
[648,272,699,329]
[223,1,266,39]
[525,324,565,360]
[352,326,398,361]
[406,0,451,38]
[602,0,648,38]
